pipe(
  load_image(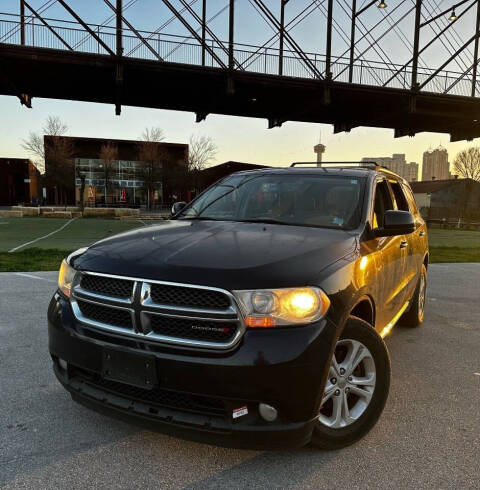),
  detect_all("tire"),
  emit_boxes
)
[399,263,427,328]
[311,317,391,450]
